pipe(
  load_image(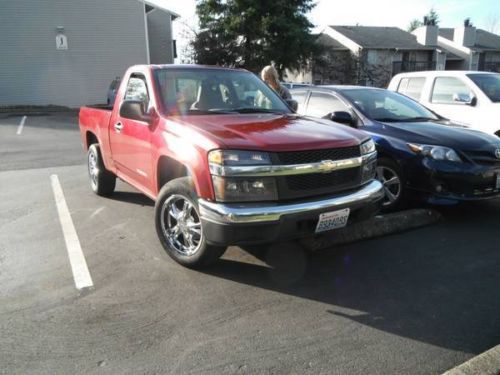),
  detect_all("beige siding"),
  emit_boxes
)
[147,9,174,64]
[0,0,149,107]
